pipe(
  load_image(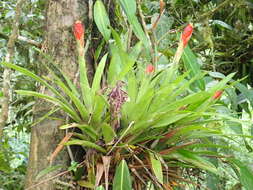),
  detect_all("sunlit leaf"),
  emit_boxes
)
[102,123,116,144]
[182,46,205,90]
[94,0,111,41]
[78,180,94,188]
[150,153,163,184]
[113,160,132,190]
